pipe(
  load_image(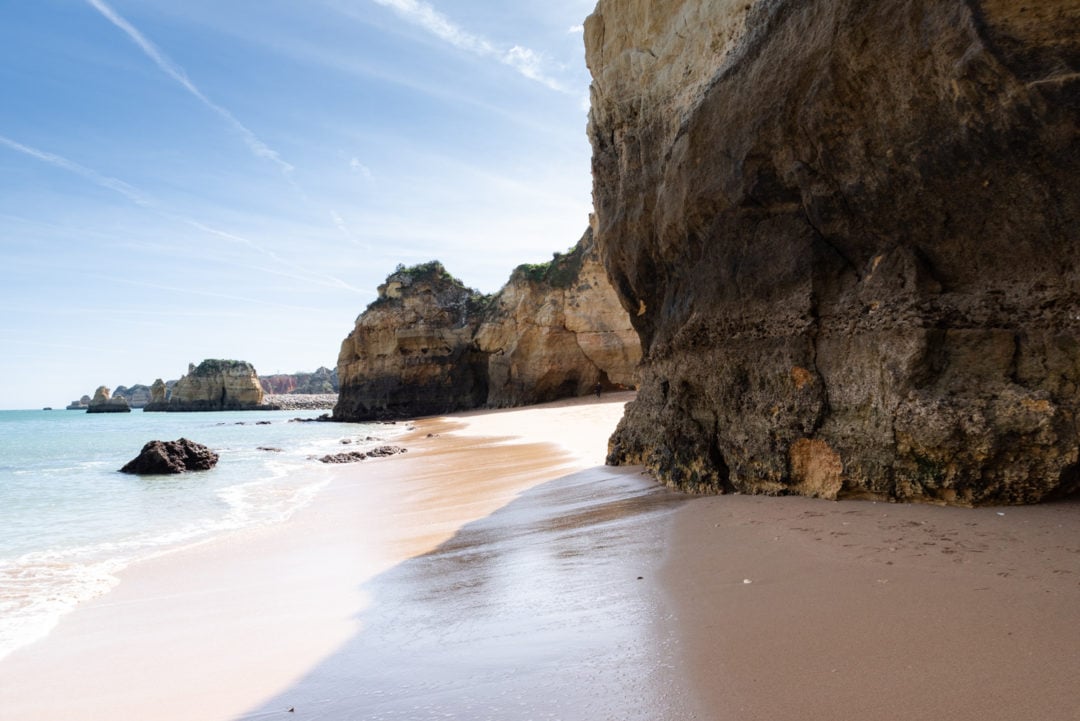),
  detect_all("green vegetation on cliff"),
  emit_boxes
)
[191,359,255,376]
[513,244,584,289]
[370,260,493,312]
